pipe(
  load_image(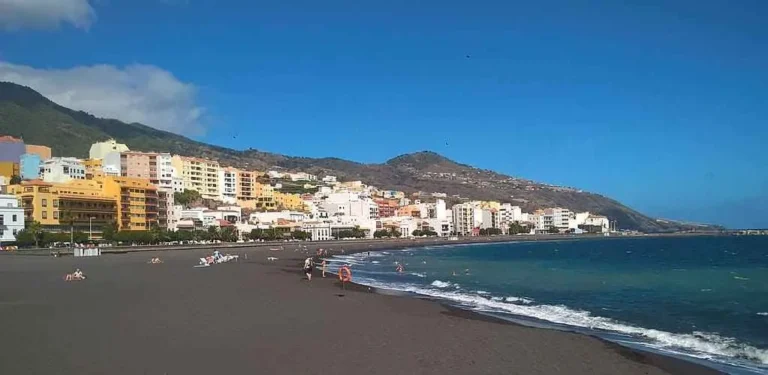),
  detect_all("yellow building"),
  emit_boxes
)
[8,180,117,238]
[274,191,305,211]
[0,161,19,179]
[479,201,501,210]
[83,158,104,179]
[99,176,162,231]
[253,182,276,211]
[171,155,220,200]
